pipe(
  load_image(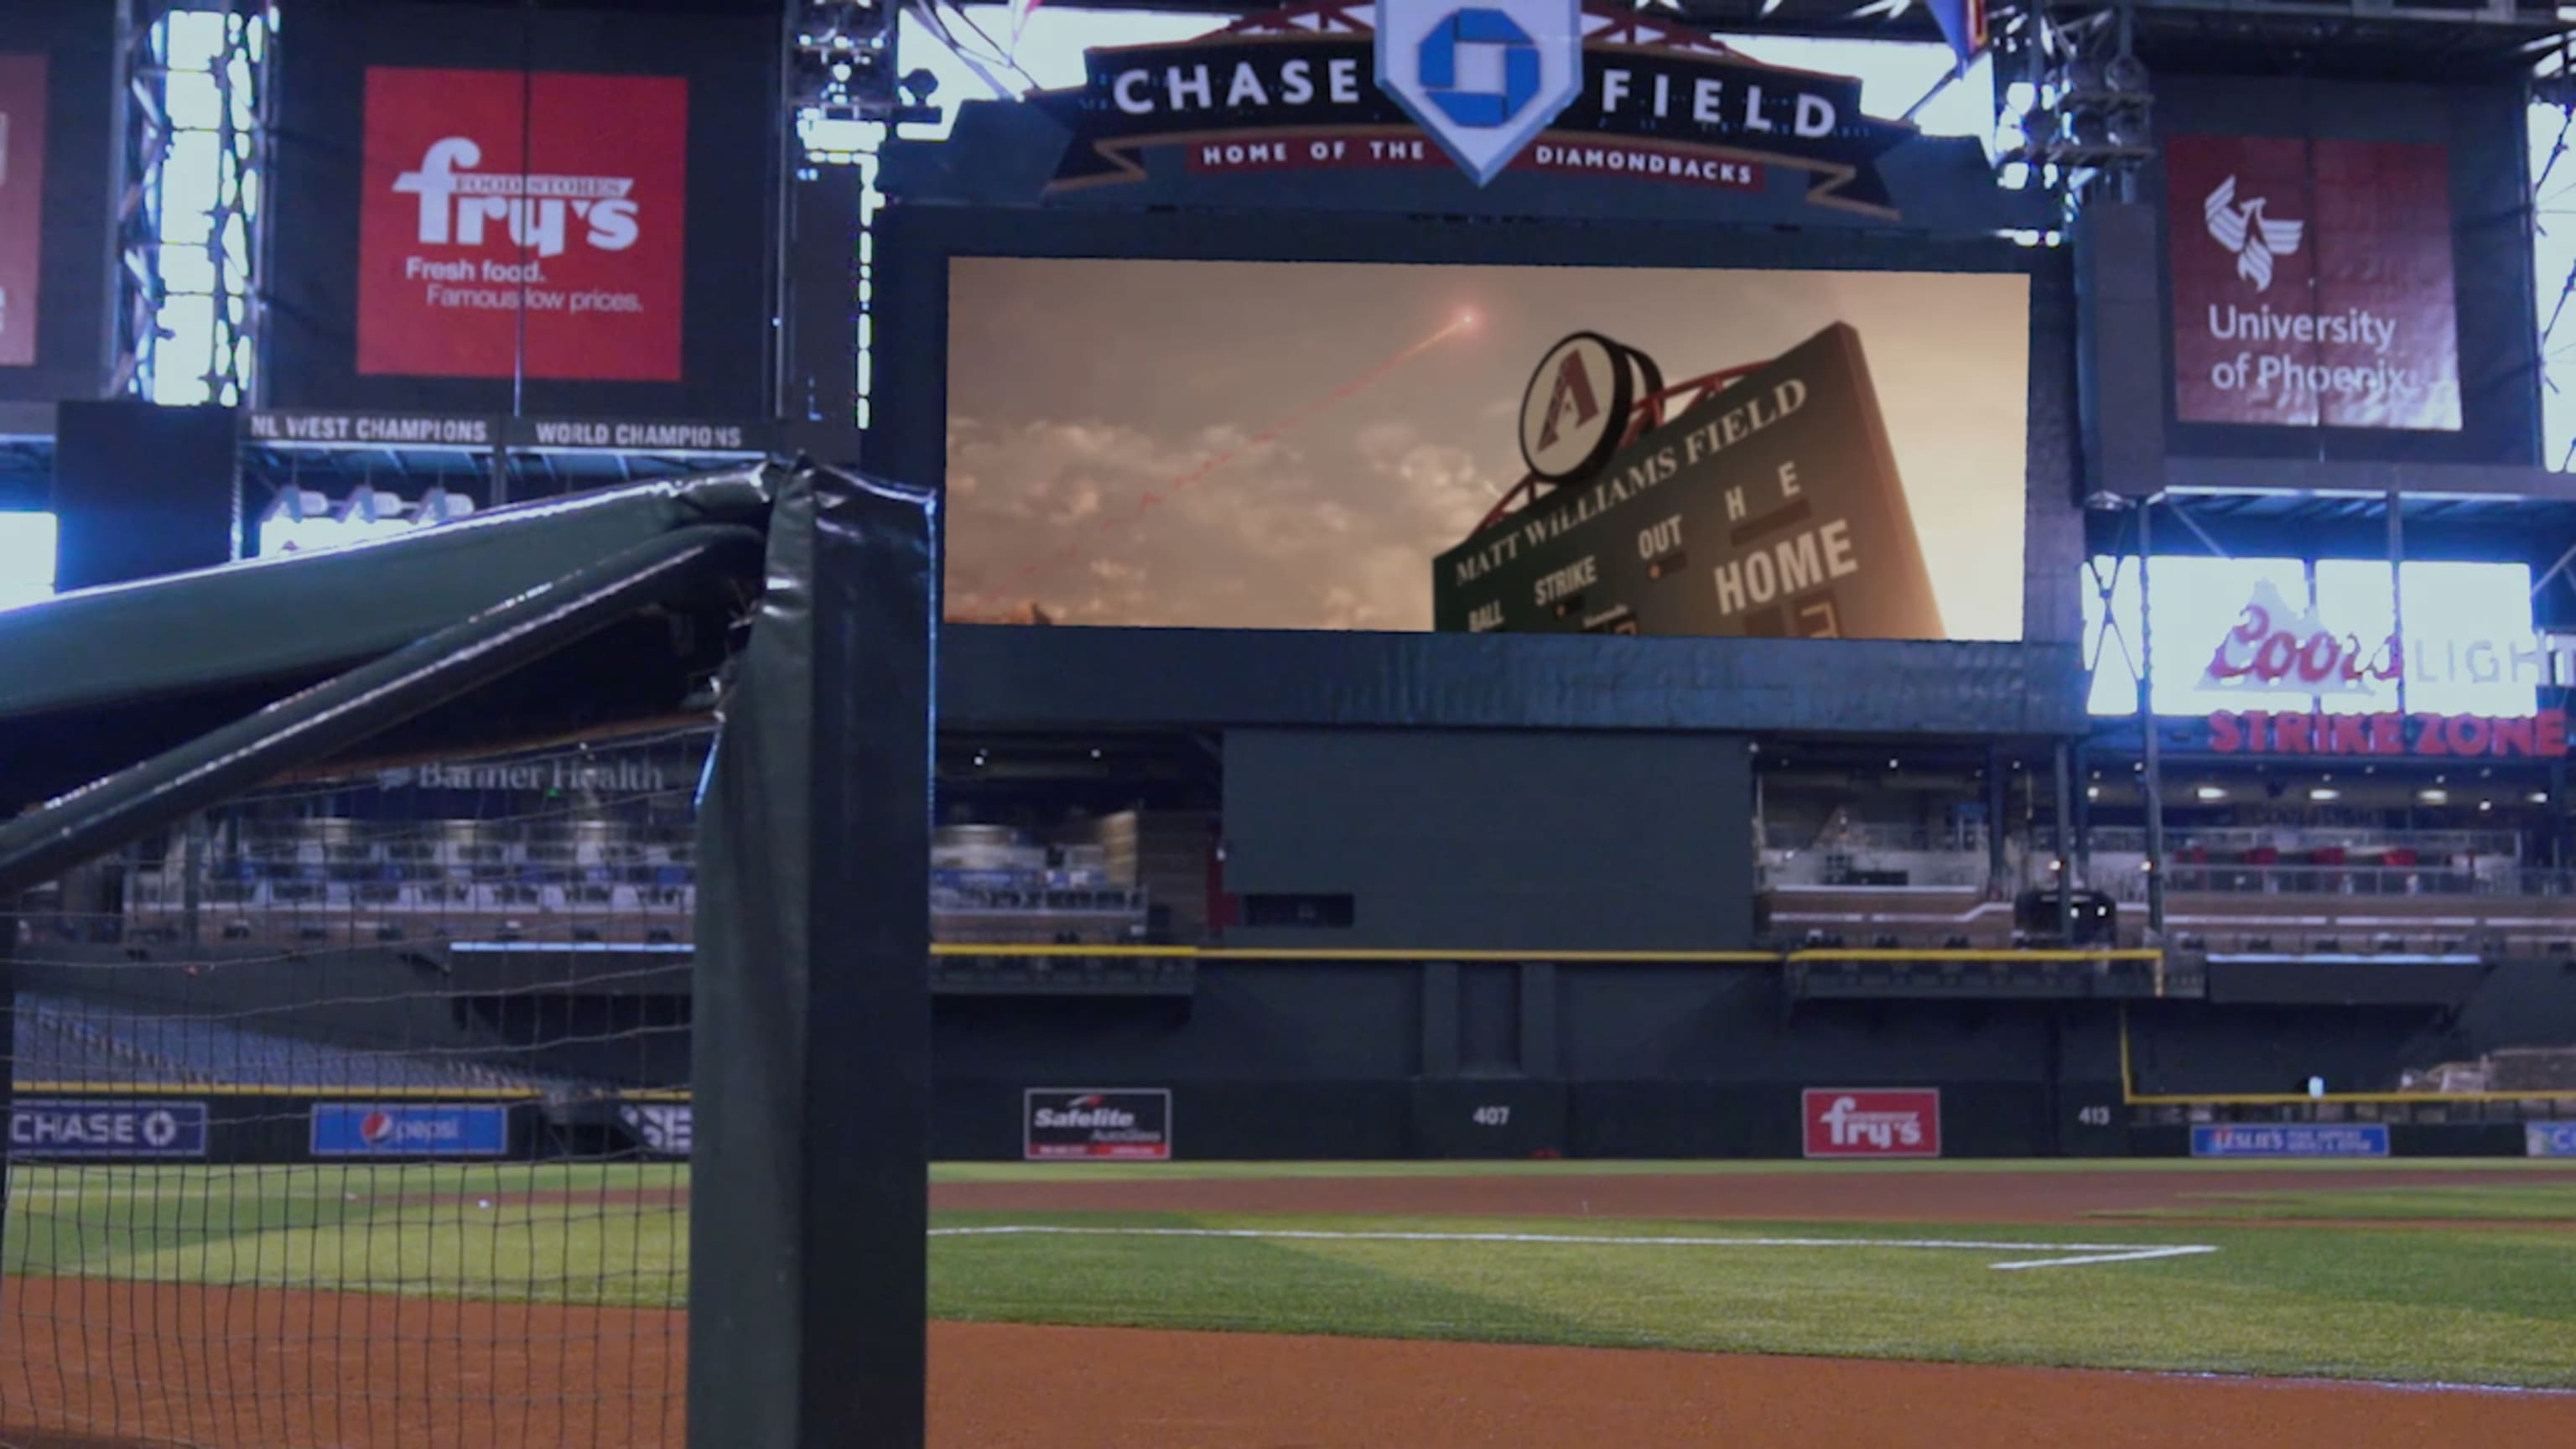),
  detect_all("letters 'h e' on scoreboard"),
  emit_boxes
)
[1434,323,1942,641]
